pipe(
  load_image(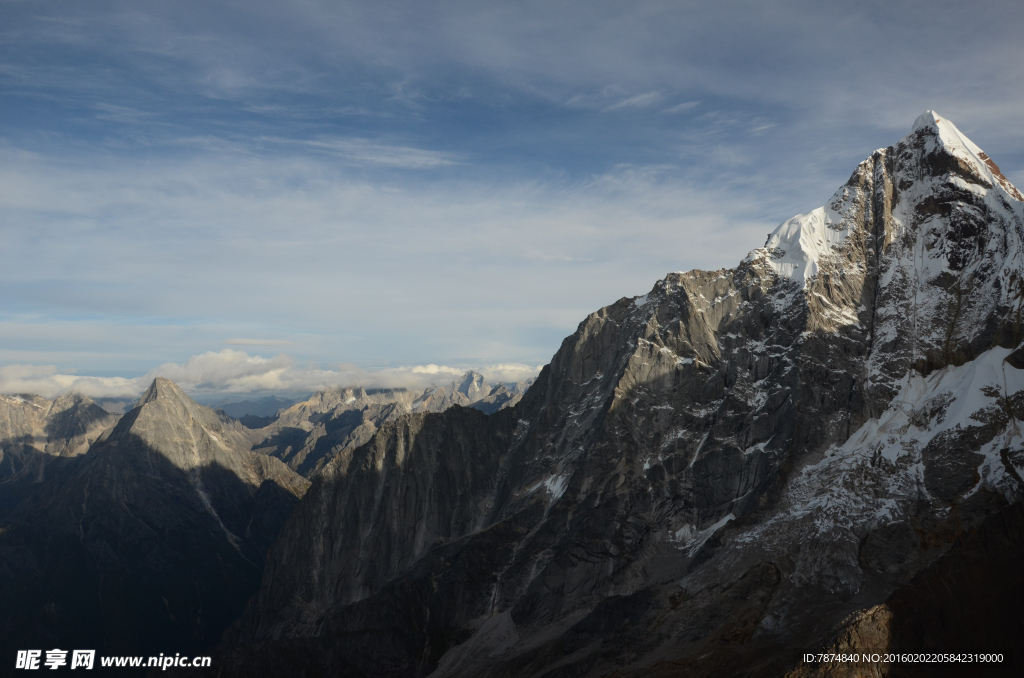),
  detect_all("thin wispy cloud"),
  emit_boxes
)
[92,103,159,123]
[603,91,663,112]
[267,137,463,169]
[662,101,700,114]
